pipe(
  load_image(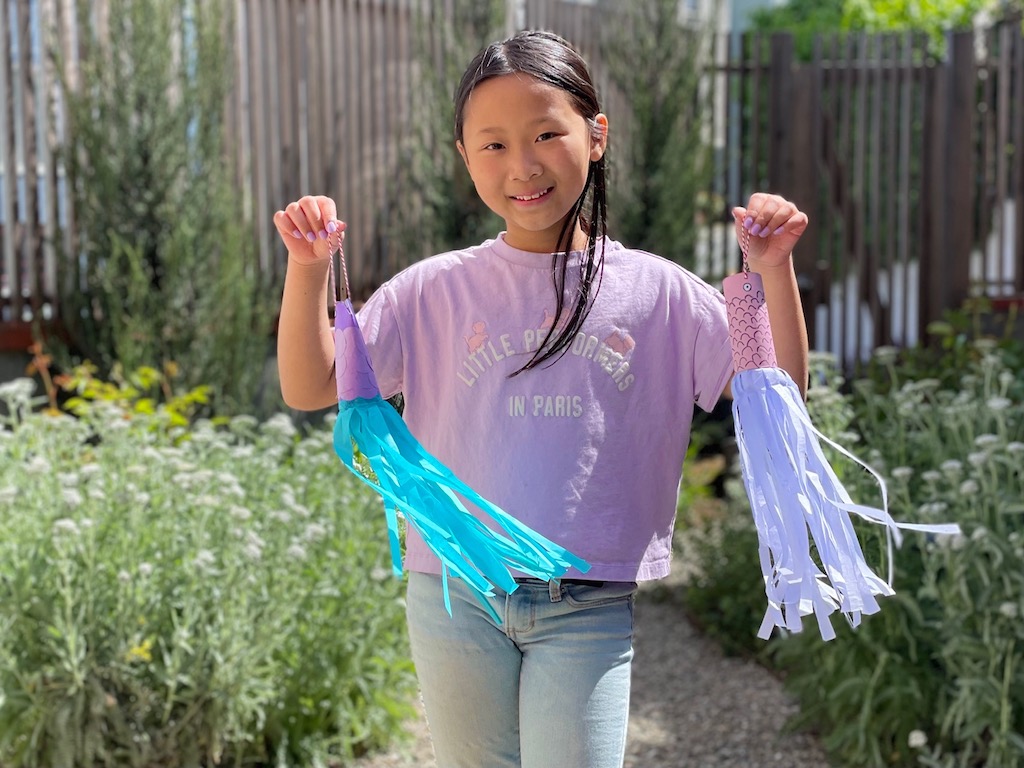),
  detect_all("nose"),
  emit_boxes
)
[508,146,542,181]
